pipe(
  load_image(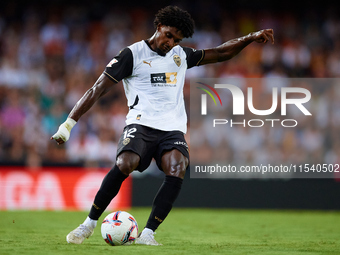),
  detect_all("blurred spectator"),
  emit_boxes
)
[40,11,69,56]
